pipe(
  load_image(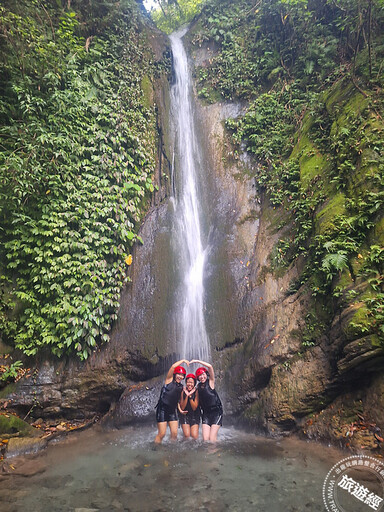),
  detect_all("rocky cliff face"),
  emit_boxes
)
[184,32,384,452]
